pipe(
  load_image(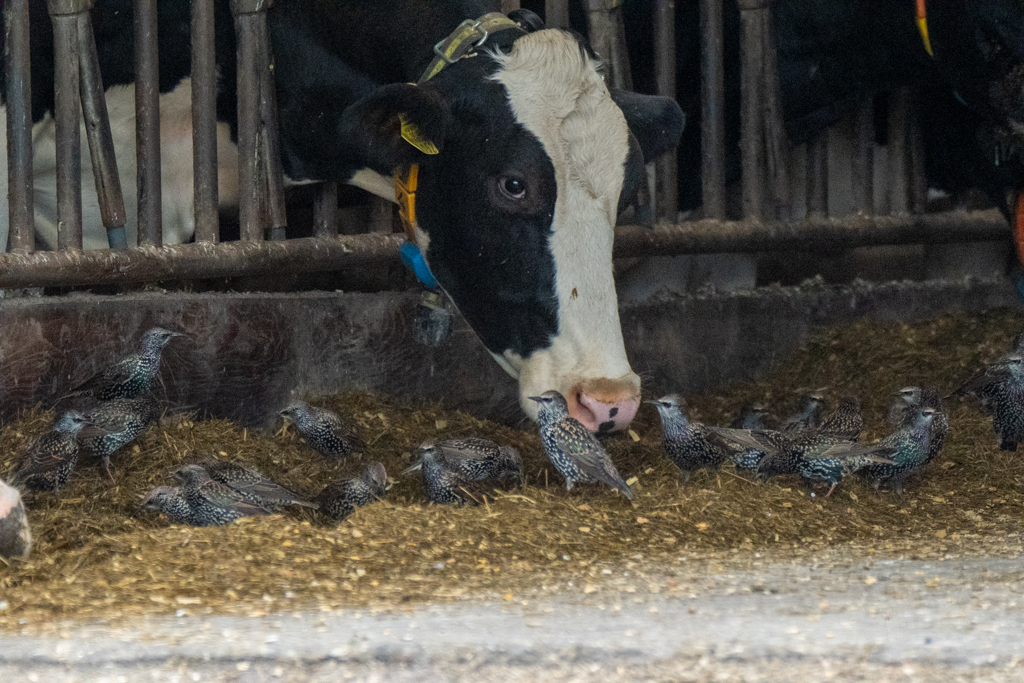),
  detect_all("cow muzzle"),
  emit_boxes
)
[566,375,641,433]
